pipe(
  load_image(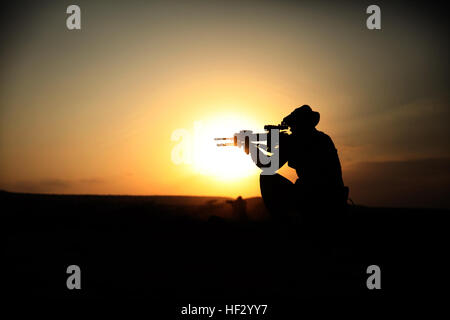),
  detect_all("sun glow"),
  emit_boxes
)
[191,115,262,181]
